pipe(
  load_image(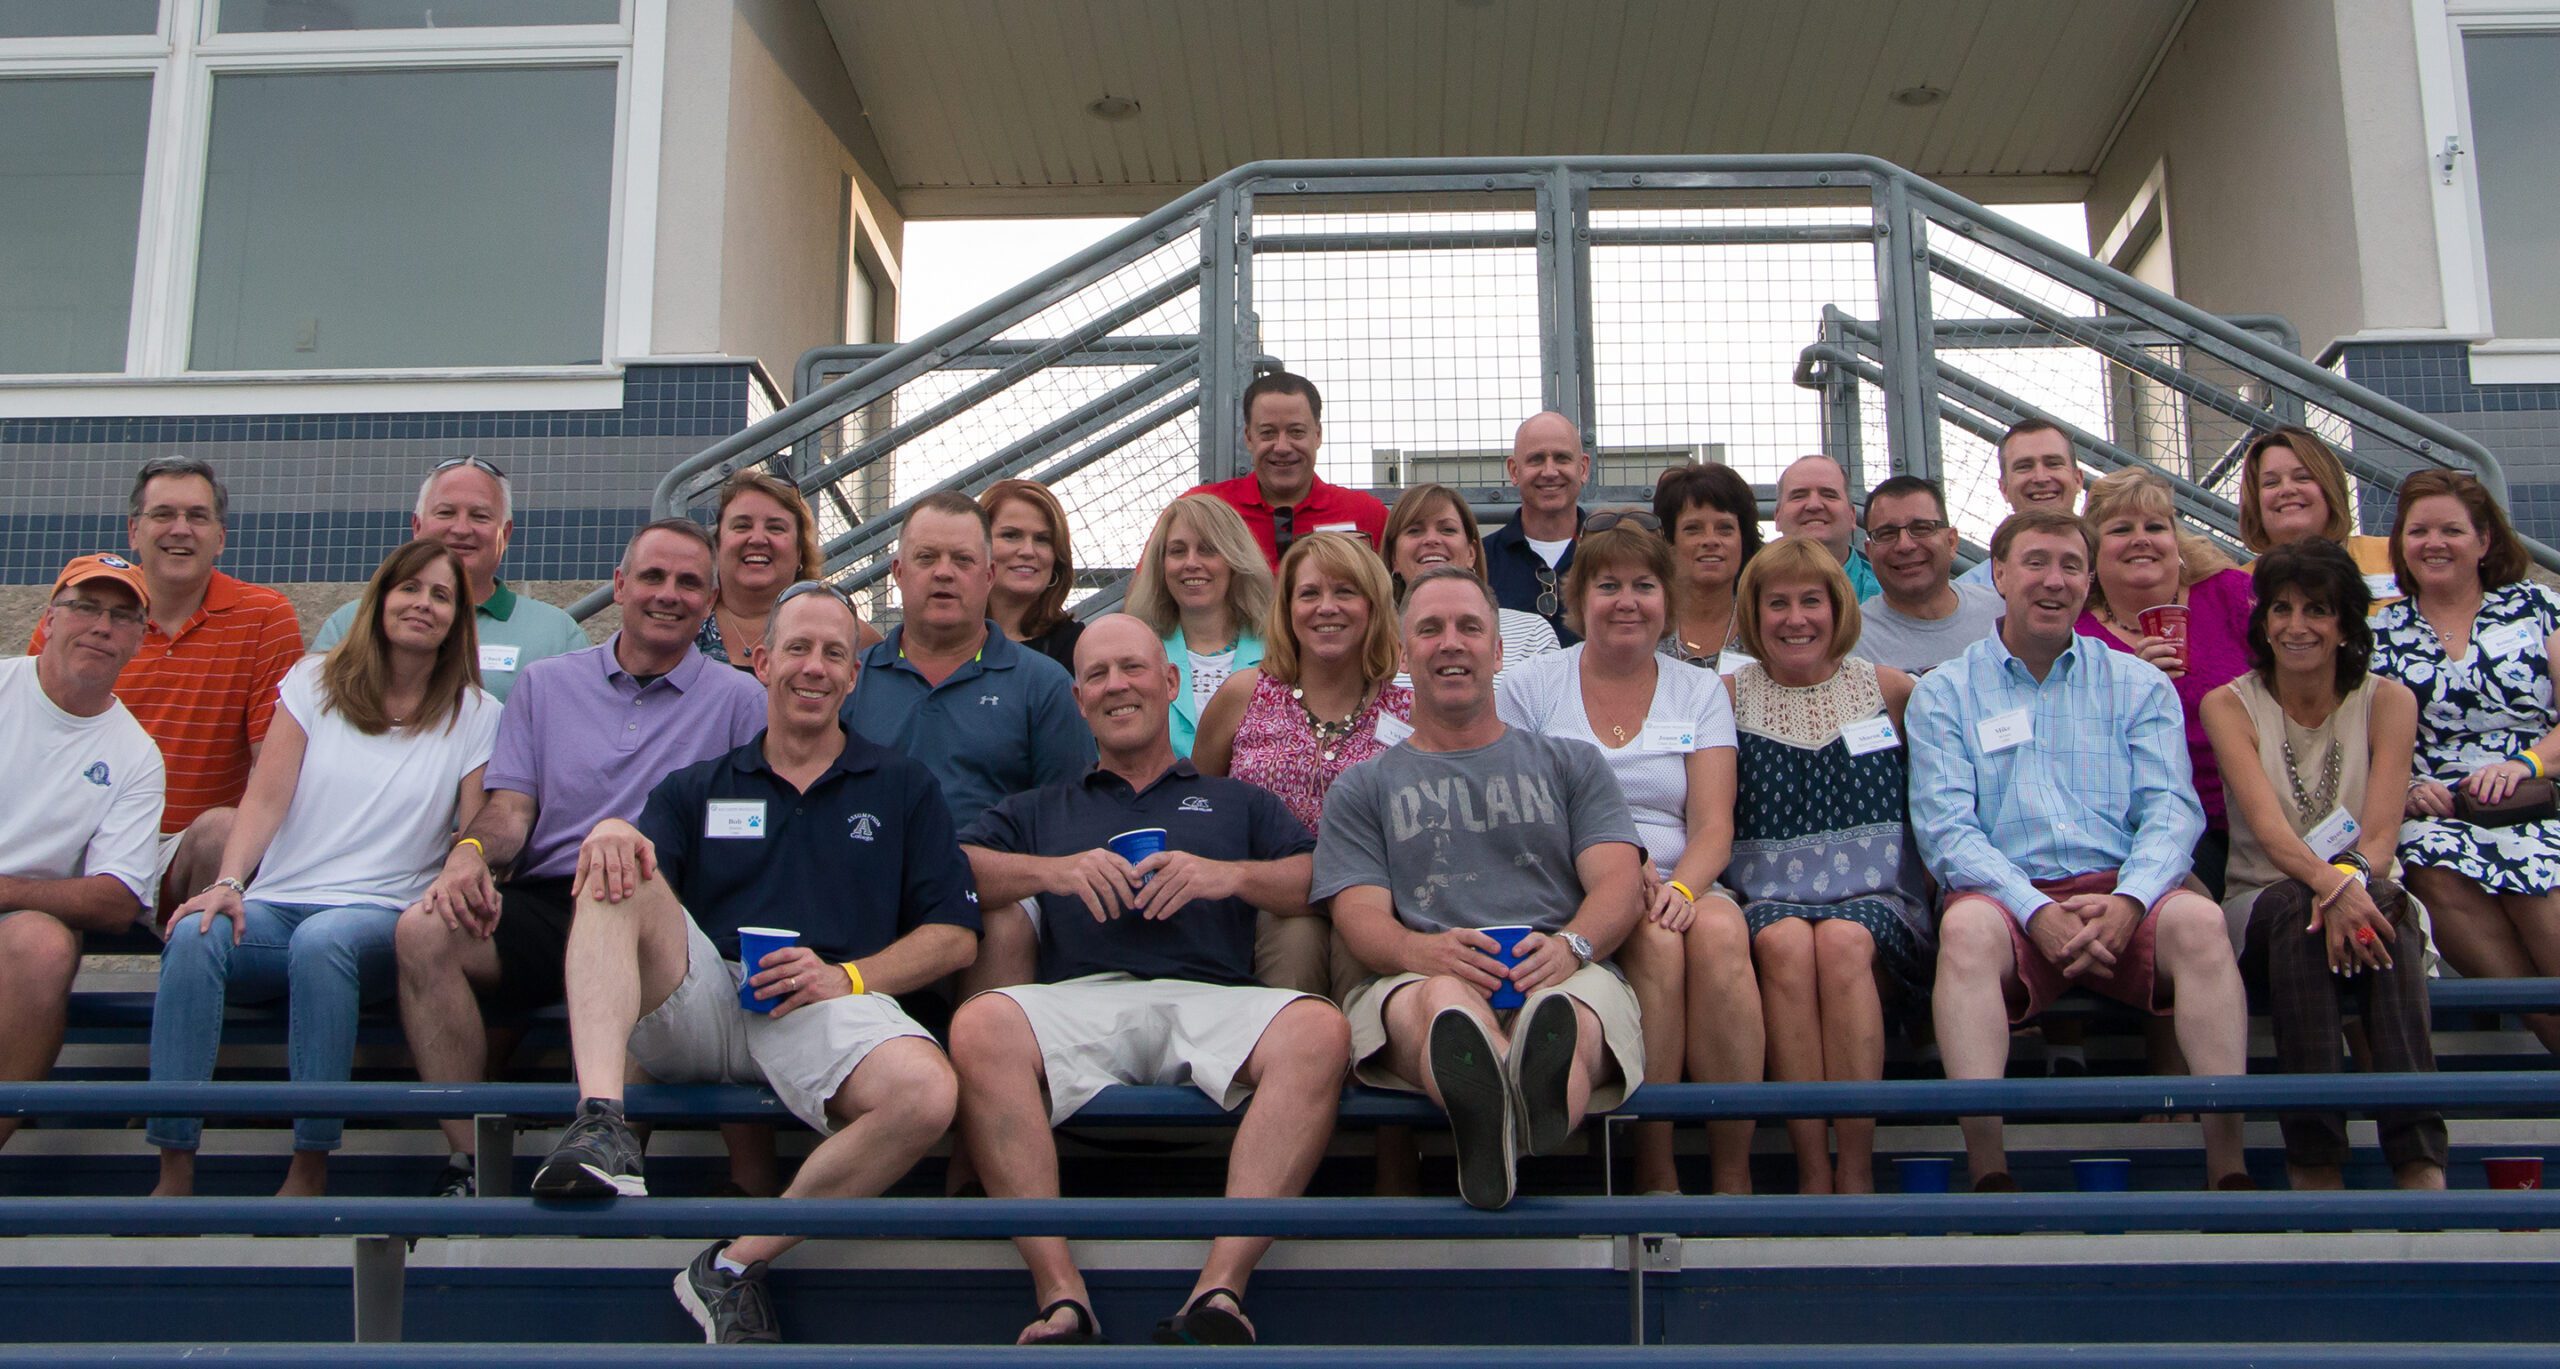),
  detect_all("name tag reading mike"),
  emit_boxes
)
[1975,707,2033,754]
[1841,715,1902,756]
[705,799,767,839]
